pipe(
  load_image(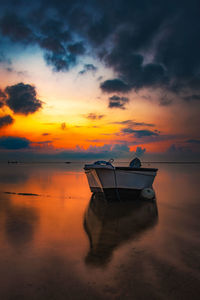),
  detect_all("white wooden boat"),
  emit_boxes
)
[84,159,158,198]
